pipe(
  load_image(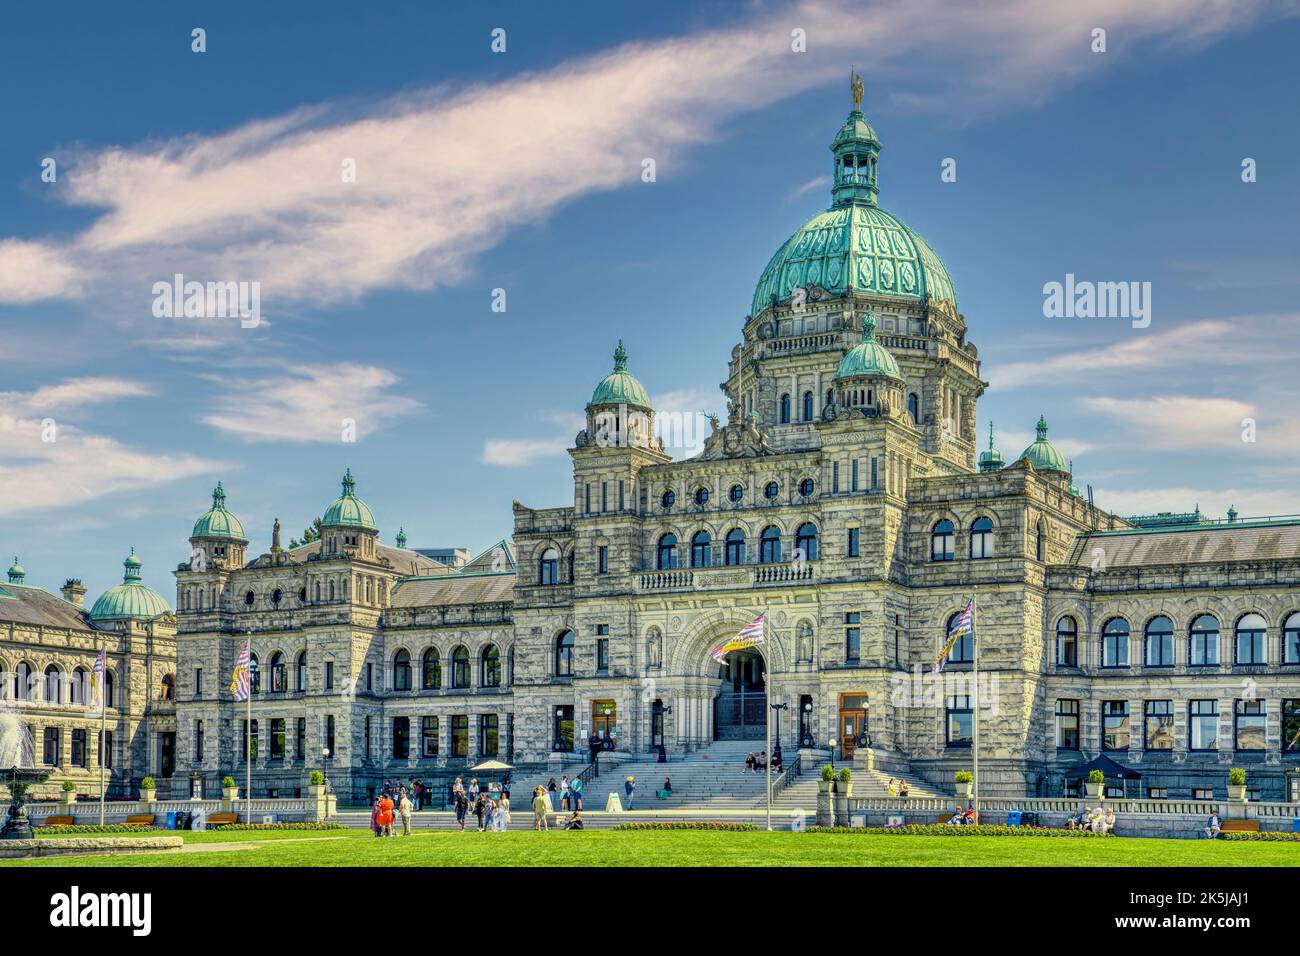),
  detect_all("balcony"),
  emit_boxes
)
[636,562,815,592]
